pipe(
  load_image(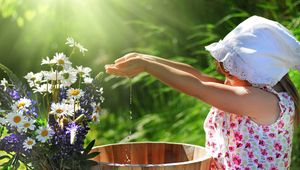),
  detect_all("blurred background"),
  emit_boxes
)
[1,0,300,168]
